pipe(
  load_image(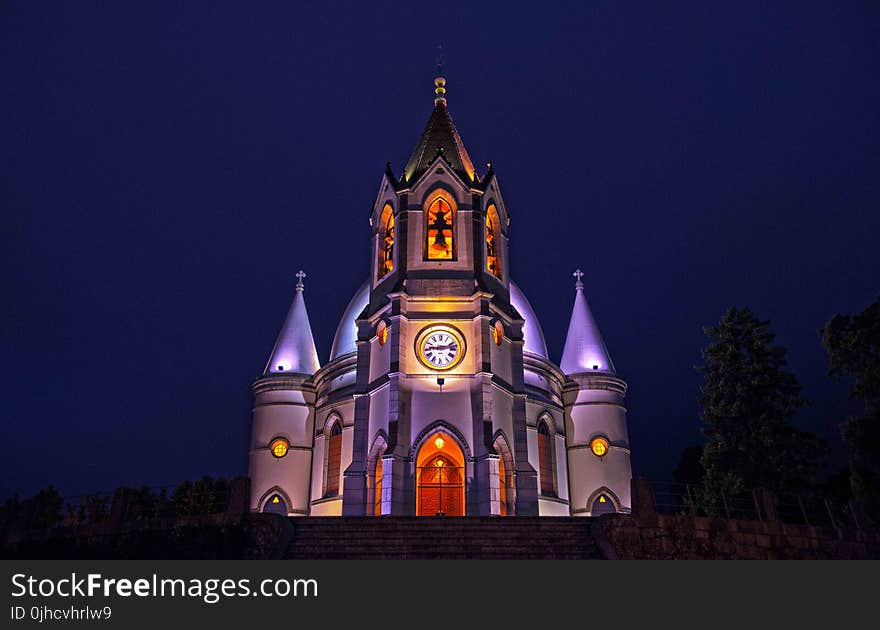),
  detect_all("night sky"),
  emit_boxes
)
[3,2,878,500]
